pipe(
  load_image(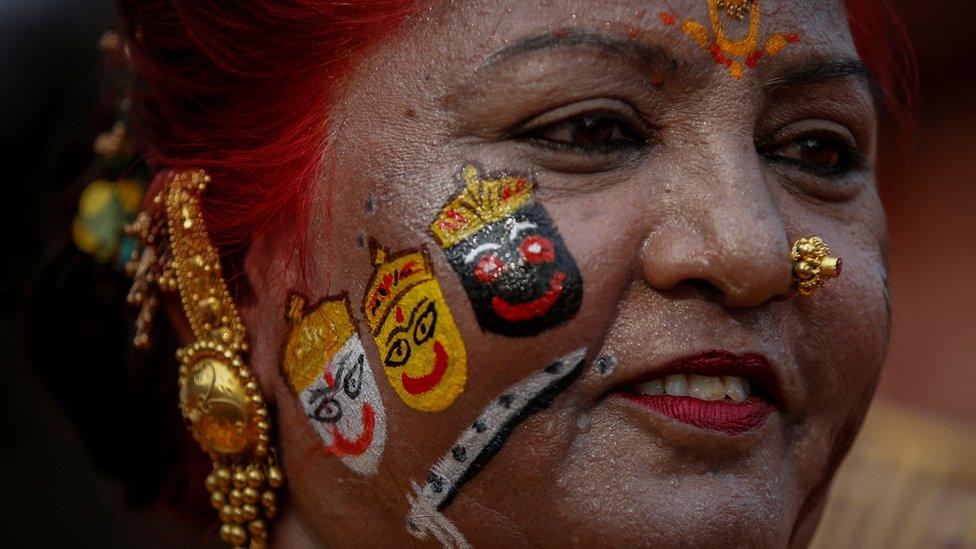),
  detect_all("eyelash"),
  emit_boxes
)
[760,134,863,177]
[514,108,863,185]
[518,112,649,155]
